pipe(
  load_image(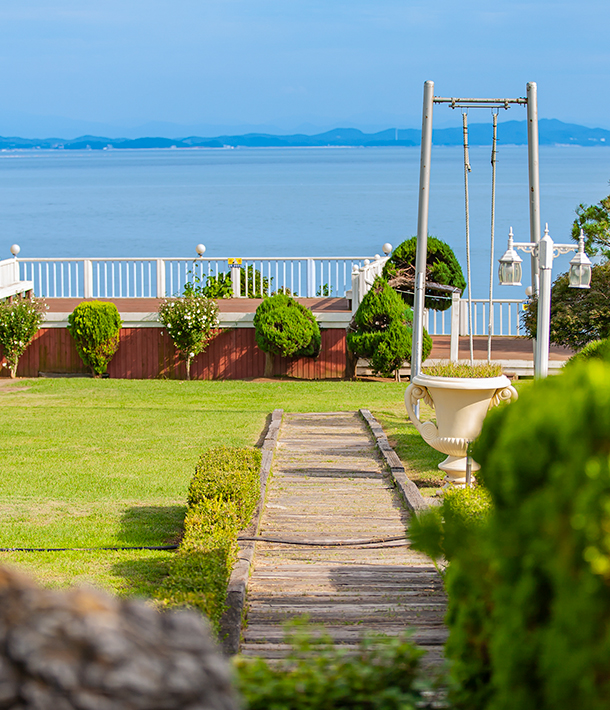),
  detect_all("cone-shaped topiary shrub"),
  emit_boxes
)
[347,276,432,379]
[253,294,321,377]
[382,236,466,311]
[67,301,122,376]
